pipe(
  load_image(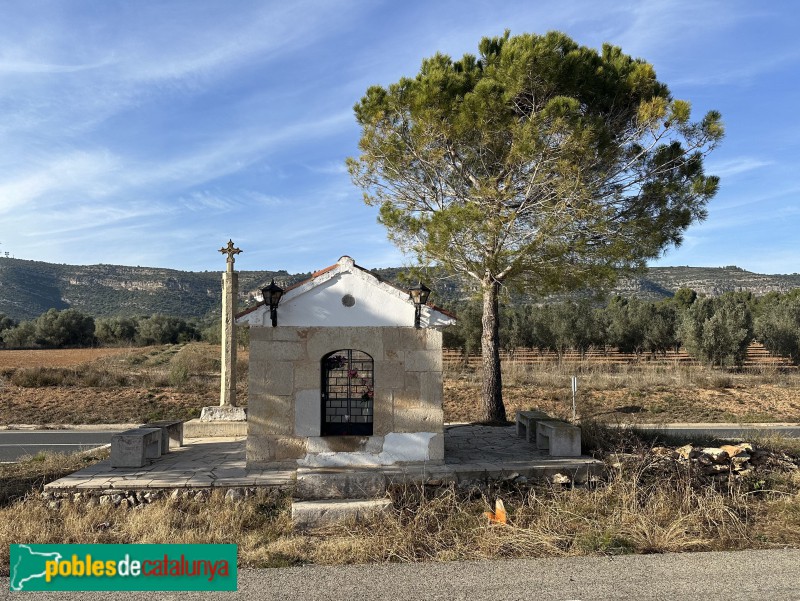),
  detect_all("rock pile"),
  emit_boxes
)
[611,442,800,482]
